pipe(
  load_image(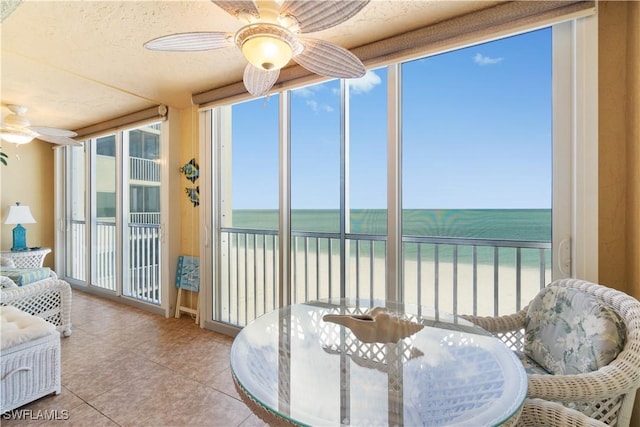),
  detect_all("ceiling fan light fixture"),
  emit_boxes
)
[1,109,37,144]
[242,35,291,70]
[236,23,301,71]
[0,129,37,145]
